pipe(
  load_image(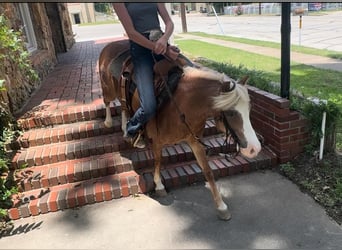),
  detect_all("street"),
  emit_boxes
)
[73,11,342,51]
